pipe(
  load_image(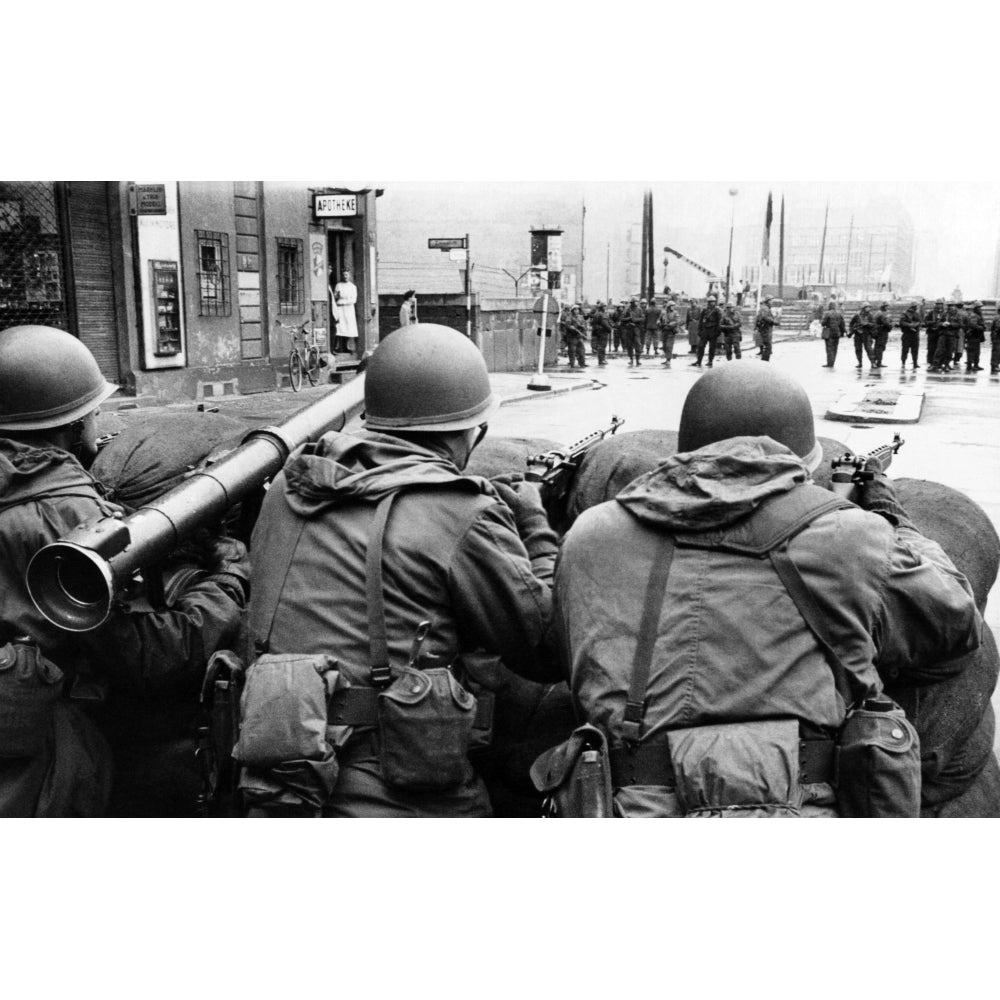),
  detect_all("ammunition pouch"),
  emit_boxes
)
[529,723,614,818]
[233,652,341,815]
[0,640,64,758]
[377,666,477,791]
[836,696,921,817]
[667,719,807,817]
